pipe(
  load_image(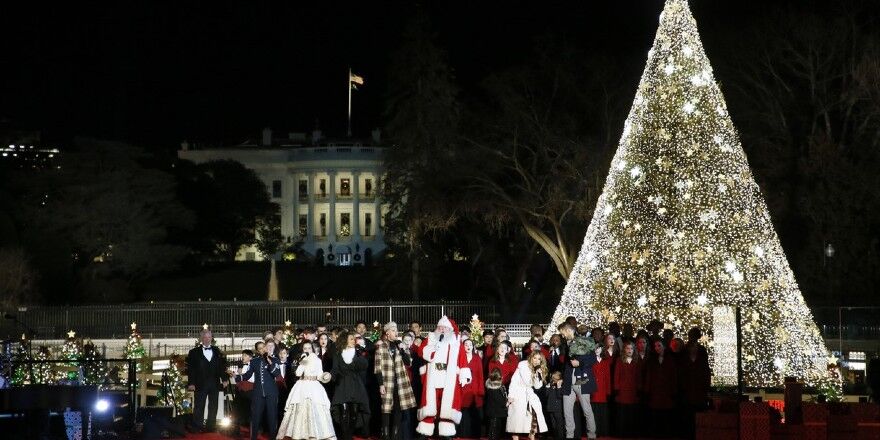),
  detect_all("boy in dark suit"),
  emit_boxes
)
[186,329,228,432]
[236,341,282,440]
